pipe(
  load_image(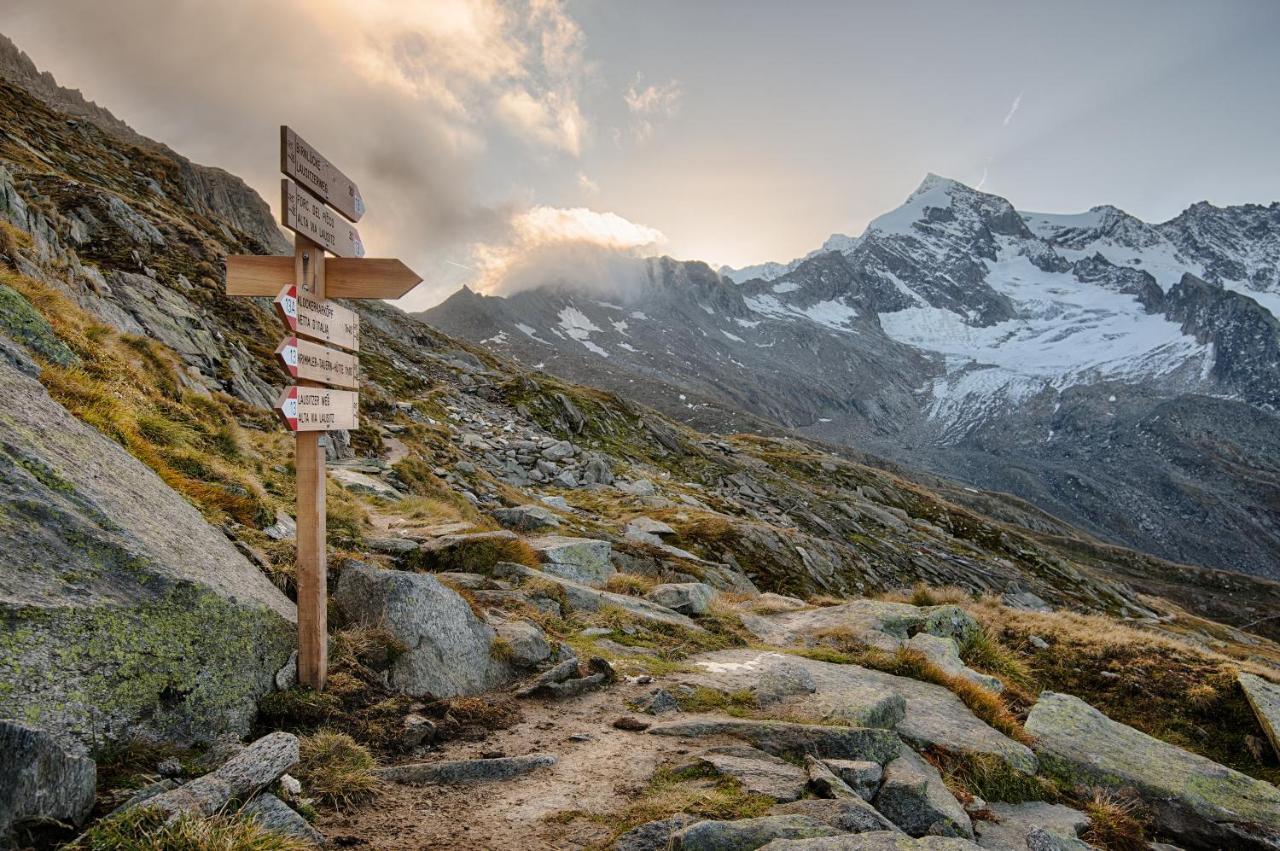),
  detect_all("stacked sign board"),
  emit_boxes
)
[225,127,421,690]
